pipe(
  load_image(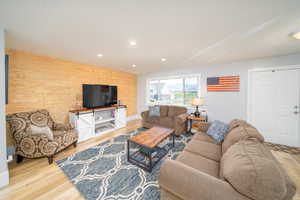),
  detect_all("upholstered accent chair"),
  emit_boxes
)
[6,109,78,164]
